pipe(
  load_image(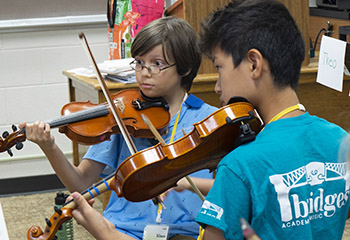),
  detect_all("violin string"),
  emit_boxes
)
[46,104,109,128]
[45,98,122,128]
